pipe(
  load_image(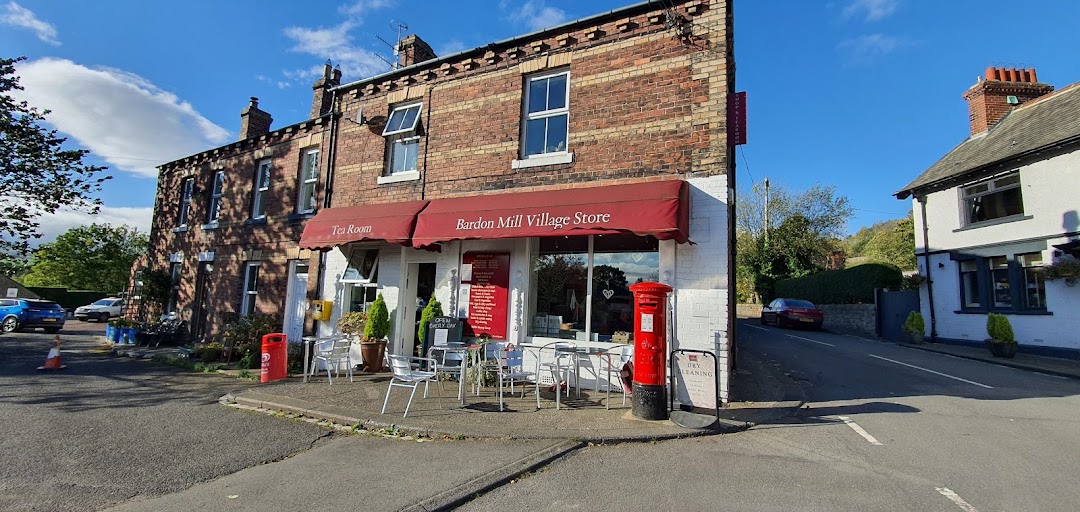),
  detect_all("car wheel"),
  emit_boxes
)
[759,315,767,325]
[44,327,60,334]
[98,312,110,323]
[1,316,16,333]
[776,315,787,329]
